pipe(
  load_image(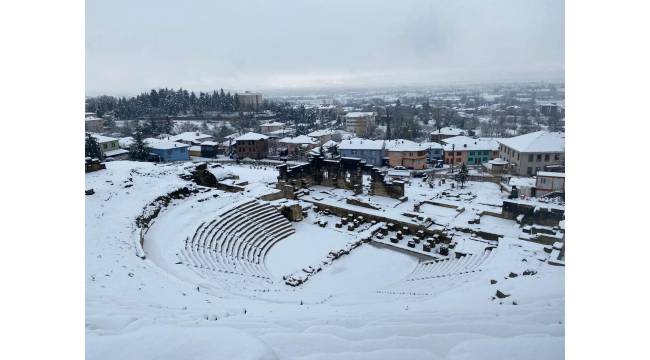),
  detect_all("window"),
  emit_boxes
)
[469,151,475,156]
[528,154,534,161]
[456,152,462,156]
[545,154,550,161]
[537,154,542,161]
[102,143,107,149]
[527,167,532,175]
[555,153,560,161]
